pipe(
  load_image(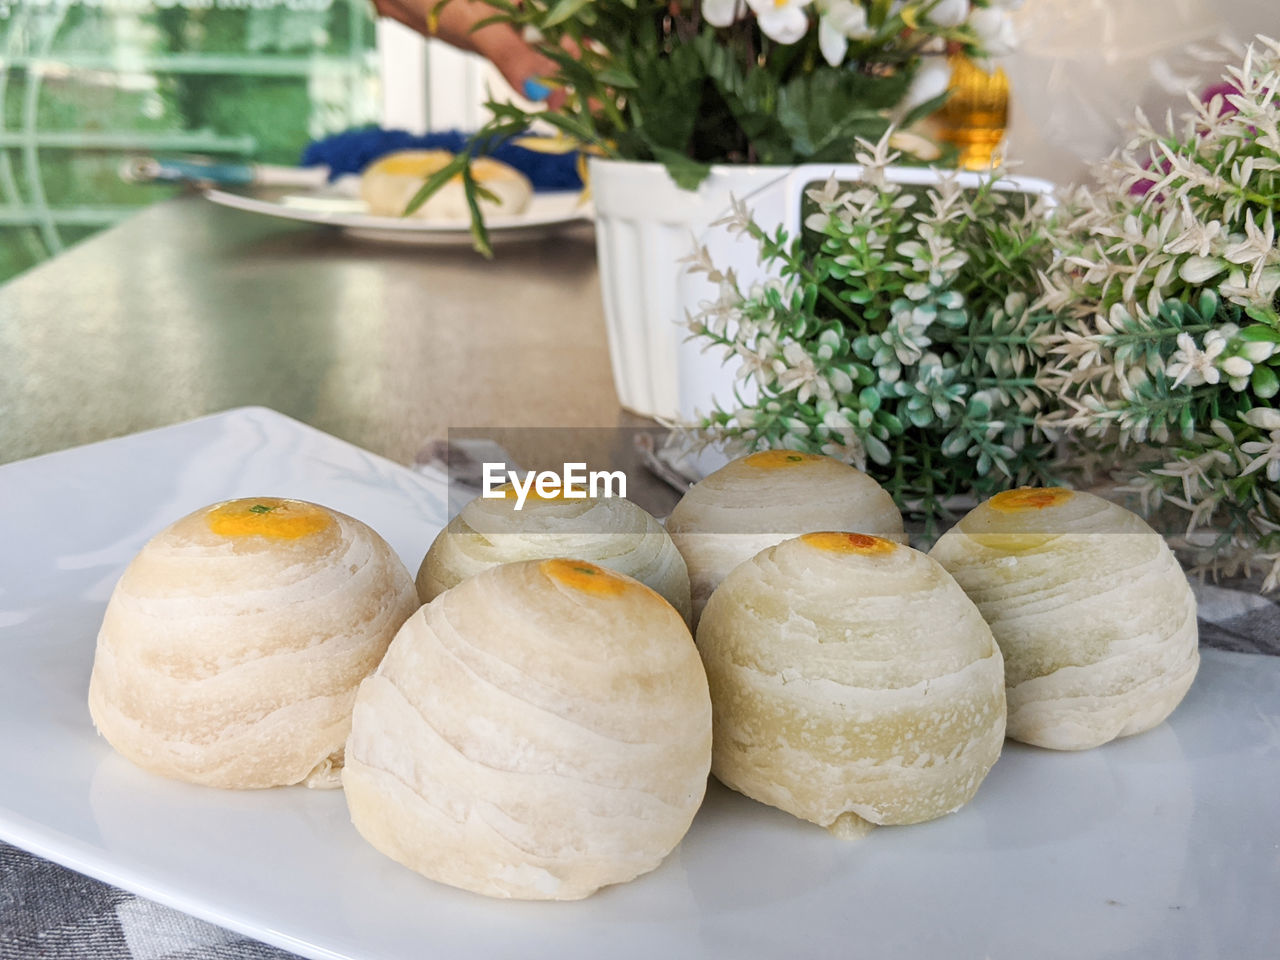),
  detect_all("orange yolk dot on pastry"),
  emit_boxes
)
[801,532,897,555]
[542,558,632,596]
[206,498,333,540]
[744,450,825,469]
[497,482,564,503]
[989,488,1075,512]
